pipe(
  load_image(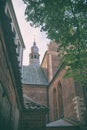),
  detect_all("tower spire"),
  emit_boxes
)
[34,34,35,43]
[29,40,40,65]
[33,34,36,46]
